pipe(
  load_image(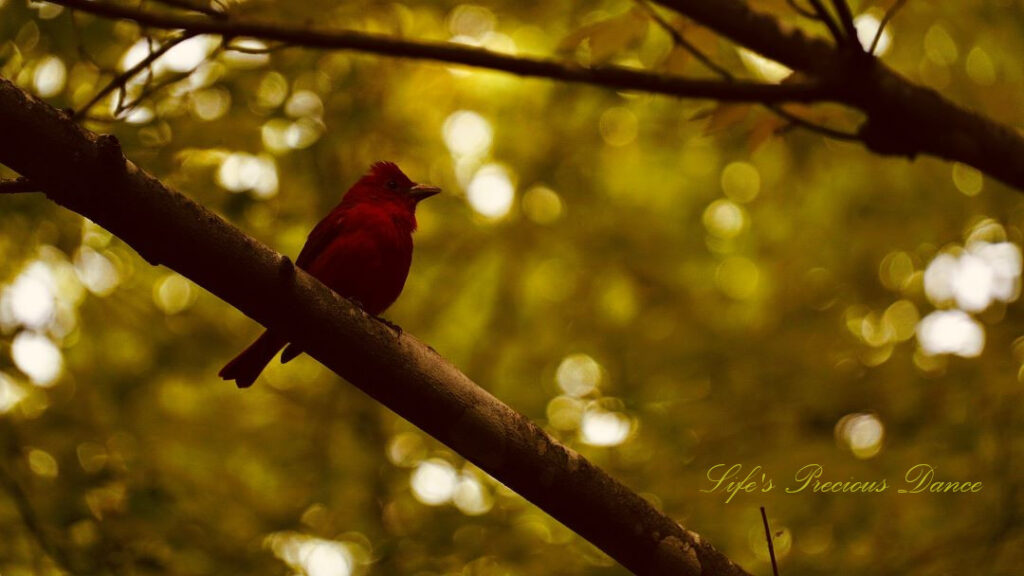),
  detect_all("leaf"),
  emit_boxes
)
[686,25,721,54]
[559,8,649,65]
[747,111,788,153]
[700,103,752,135]
[664,46,691,74]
